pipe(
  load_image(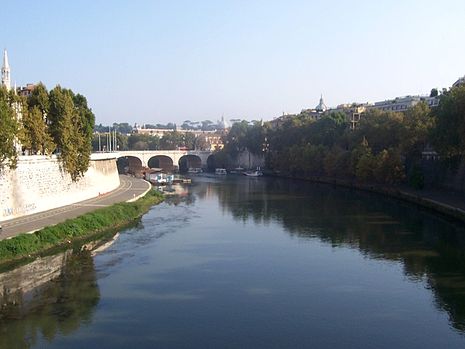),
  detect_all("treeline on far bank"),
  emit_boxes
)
[92,130,213,152]
[217,85,465,190]
[0,84,94,180]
